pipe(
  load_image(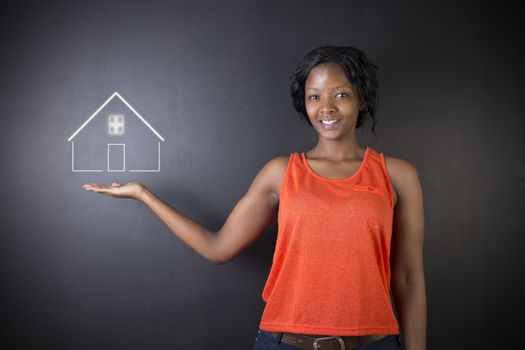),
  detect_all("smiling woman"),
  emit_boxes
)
[290,46,379,136]
[83,45,426,350]
[304,62,364,140]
